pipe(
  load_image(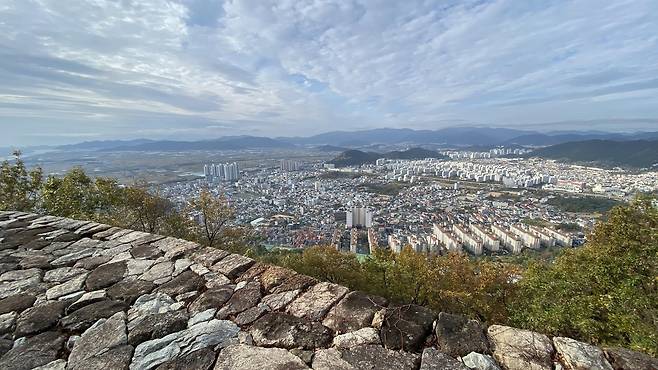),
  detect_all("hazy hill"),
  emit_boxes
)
[328,147,445,167]
[530,139,658,168]
[102,136,293,151]
[385,147,446,160]
[56,139,155,151]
